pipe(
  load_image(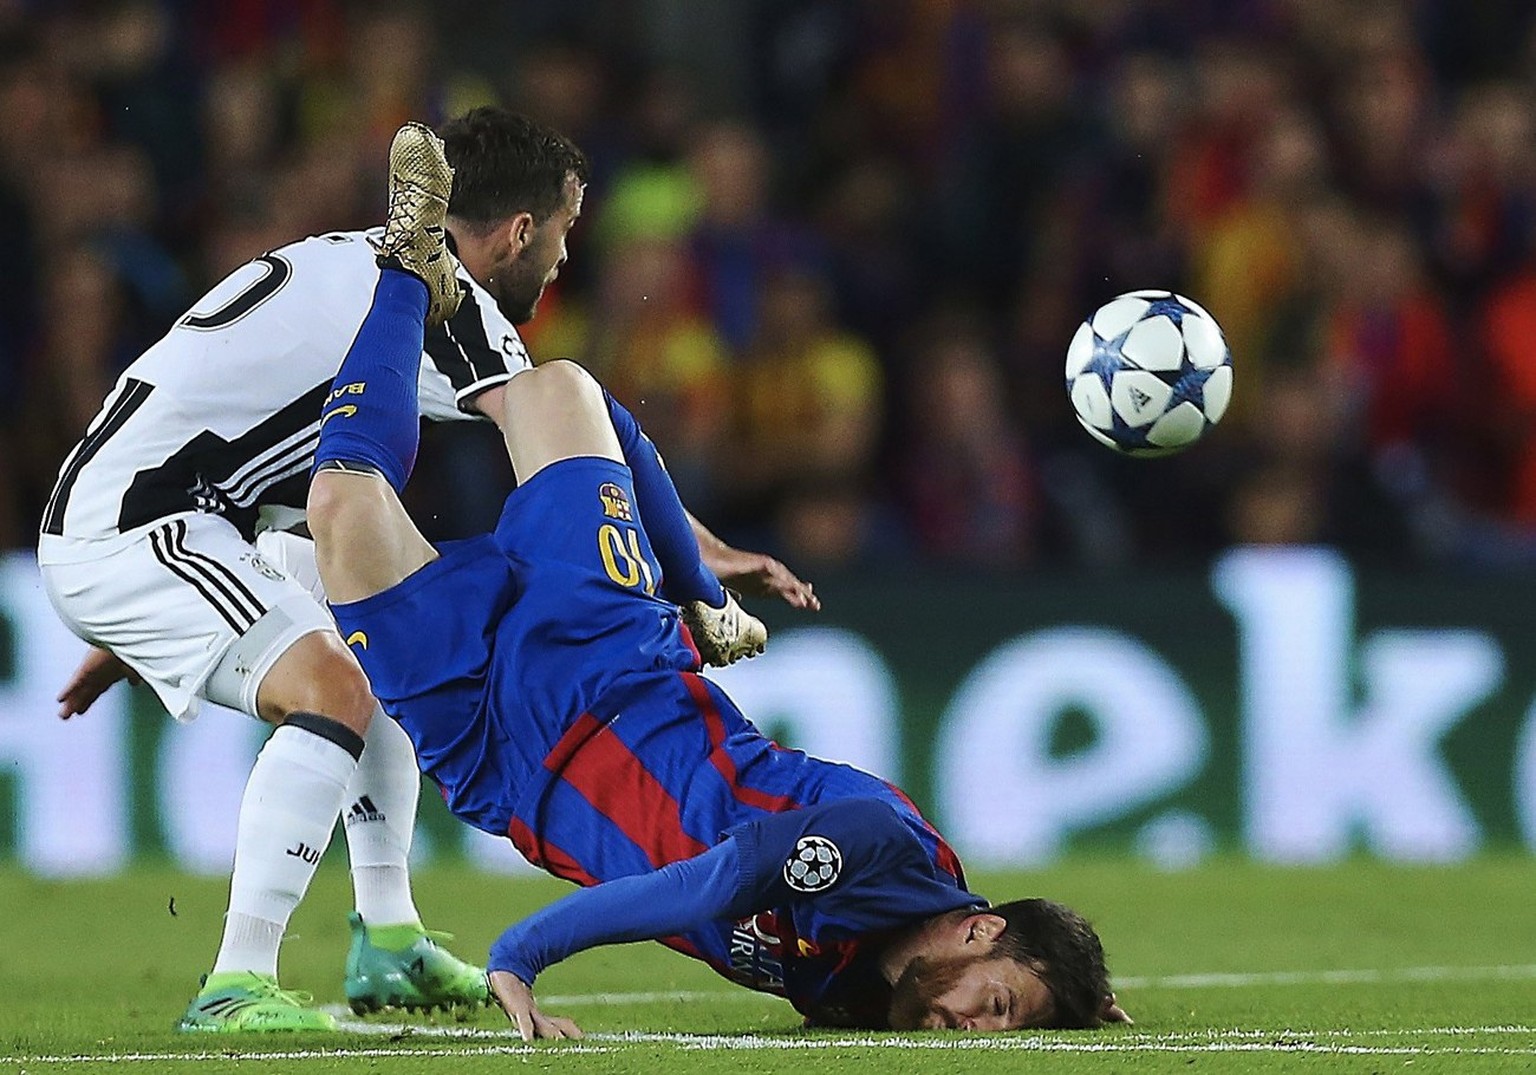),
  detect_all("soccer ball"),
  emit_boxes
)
[1065,290,1233,457]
